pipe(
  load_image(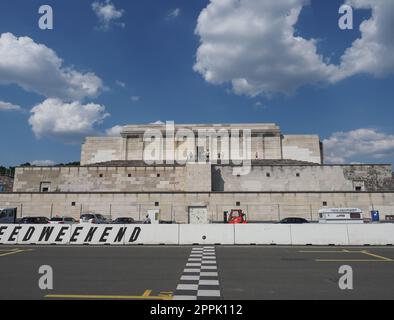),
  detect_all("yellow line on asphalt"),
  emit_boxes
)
[361,250,393,261]
[142,290,152,297]
[316,259,392,262]
[0,249,32,257]
[299,250,358,253]
[45,294,172,300]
